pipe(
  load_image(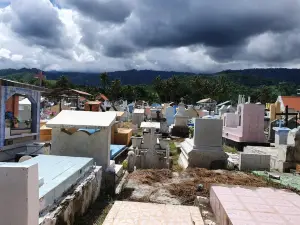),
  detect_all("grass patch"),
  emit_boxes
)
[74,194,114,225]
[223,144,238,154]
[169,141,183,172]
